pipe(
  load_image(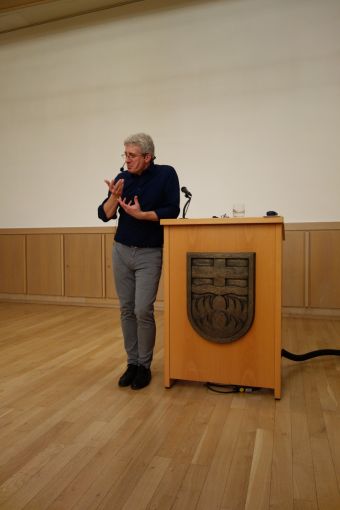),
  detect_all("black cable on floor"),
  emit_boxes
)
[281,348,340,361]
[206,382,260,394]
[206,348,340,394]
